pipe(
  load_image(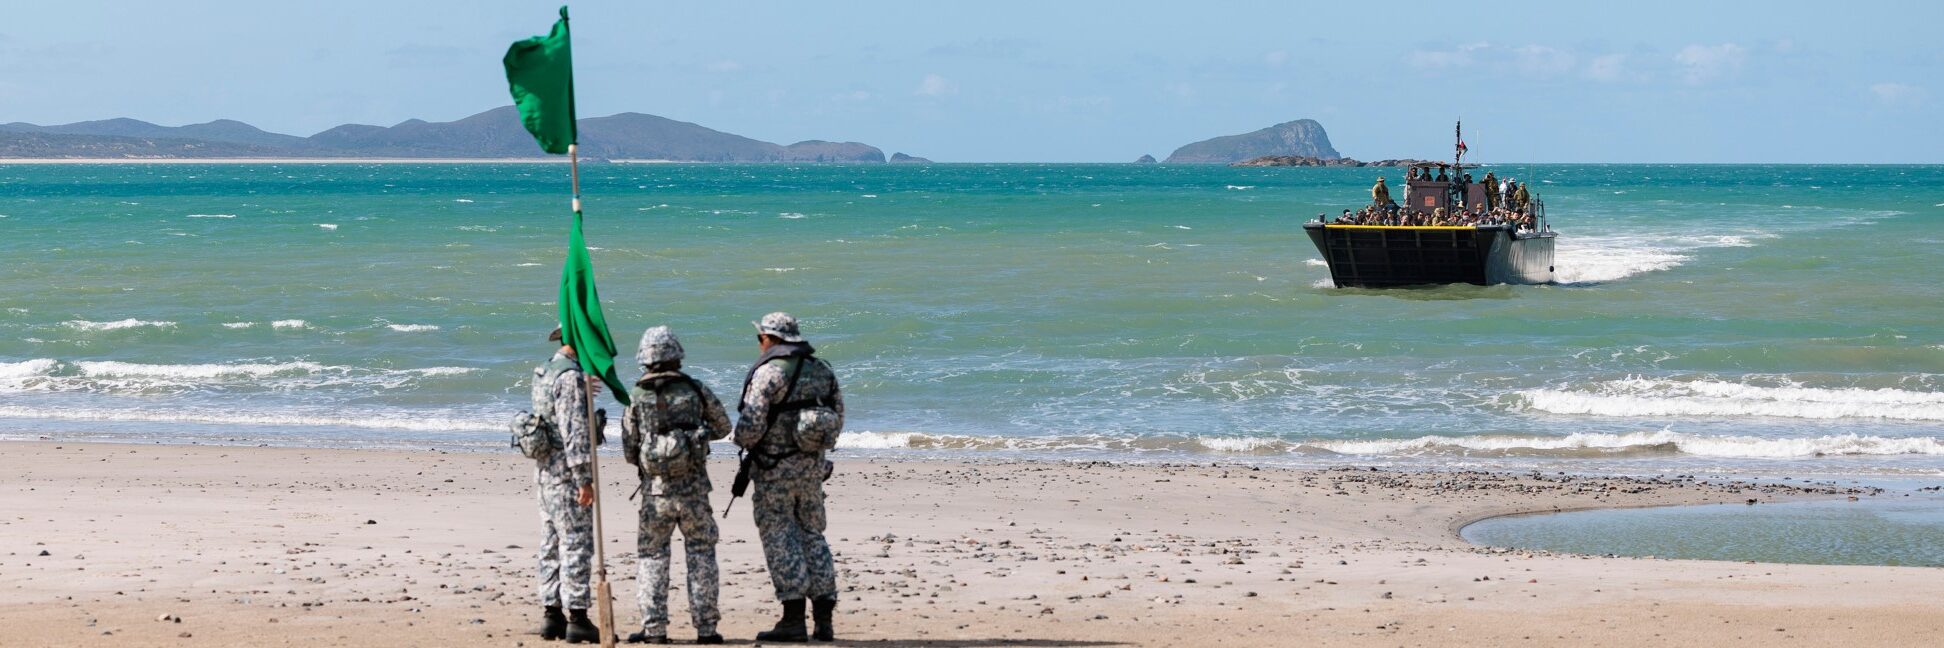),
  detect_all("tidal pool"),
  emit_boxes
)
[1461,496,1944,567]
